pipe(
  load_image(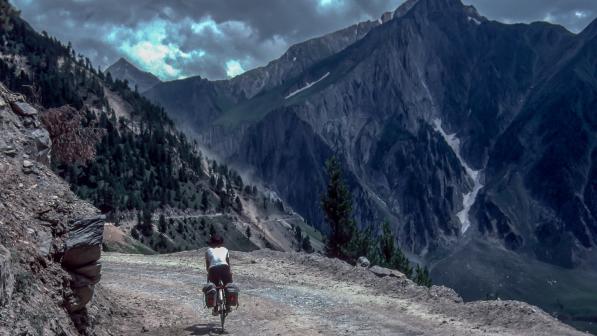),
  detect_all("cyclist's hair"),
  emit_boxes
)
[208,234,224,247]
